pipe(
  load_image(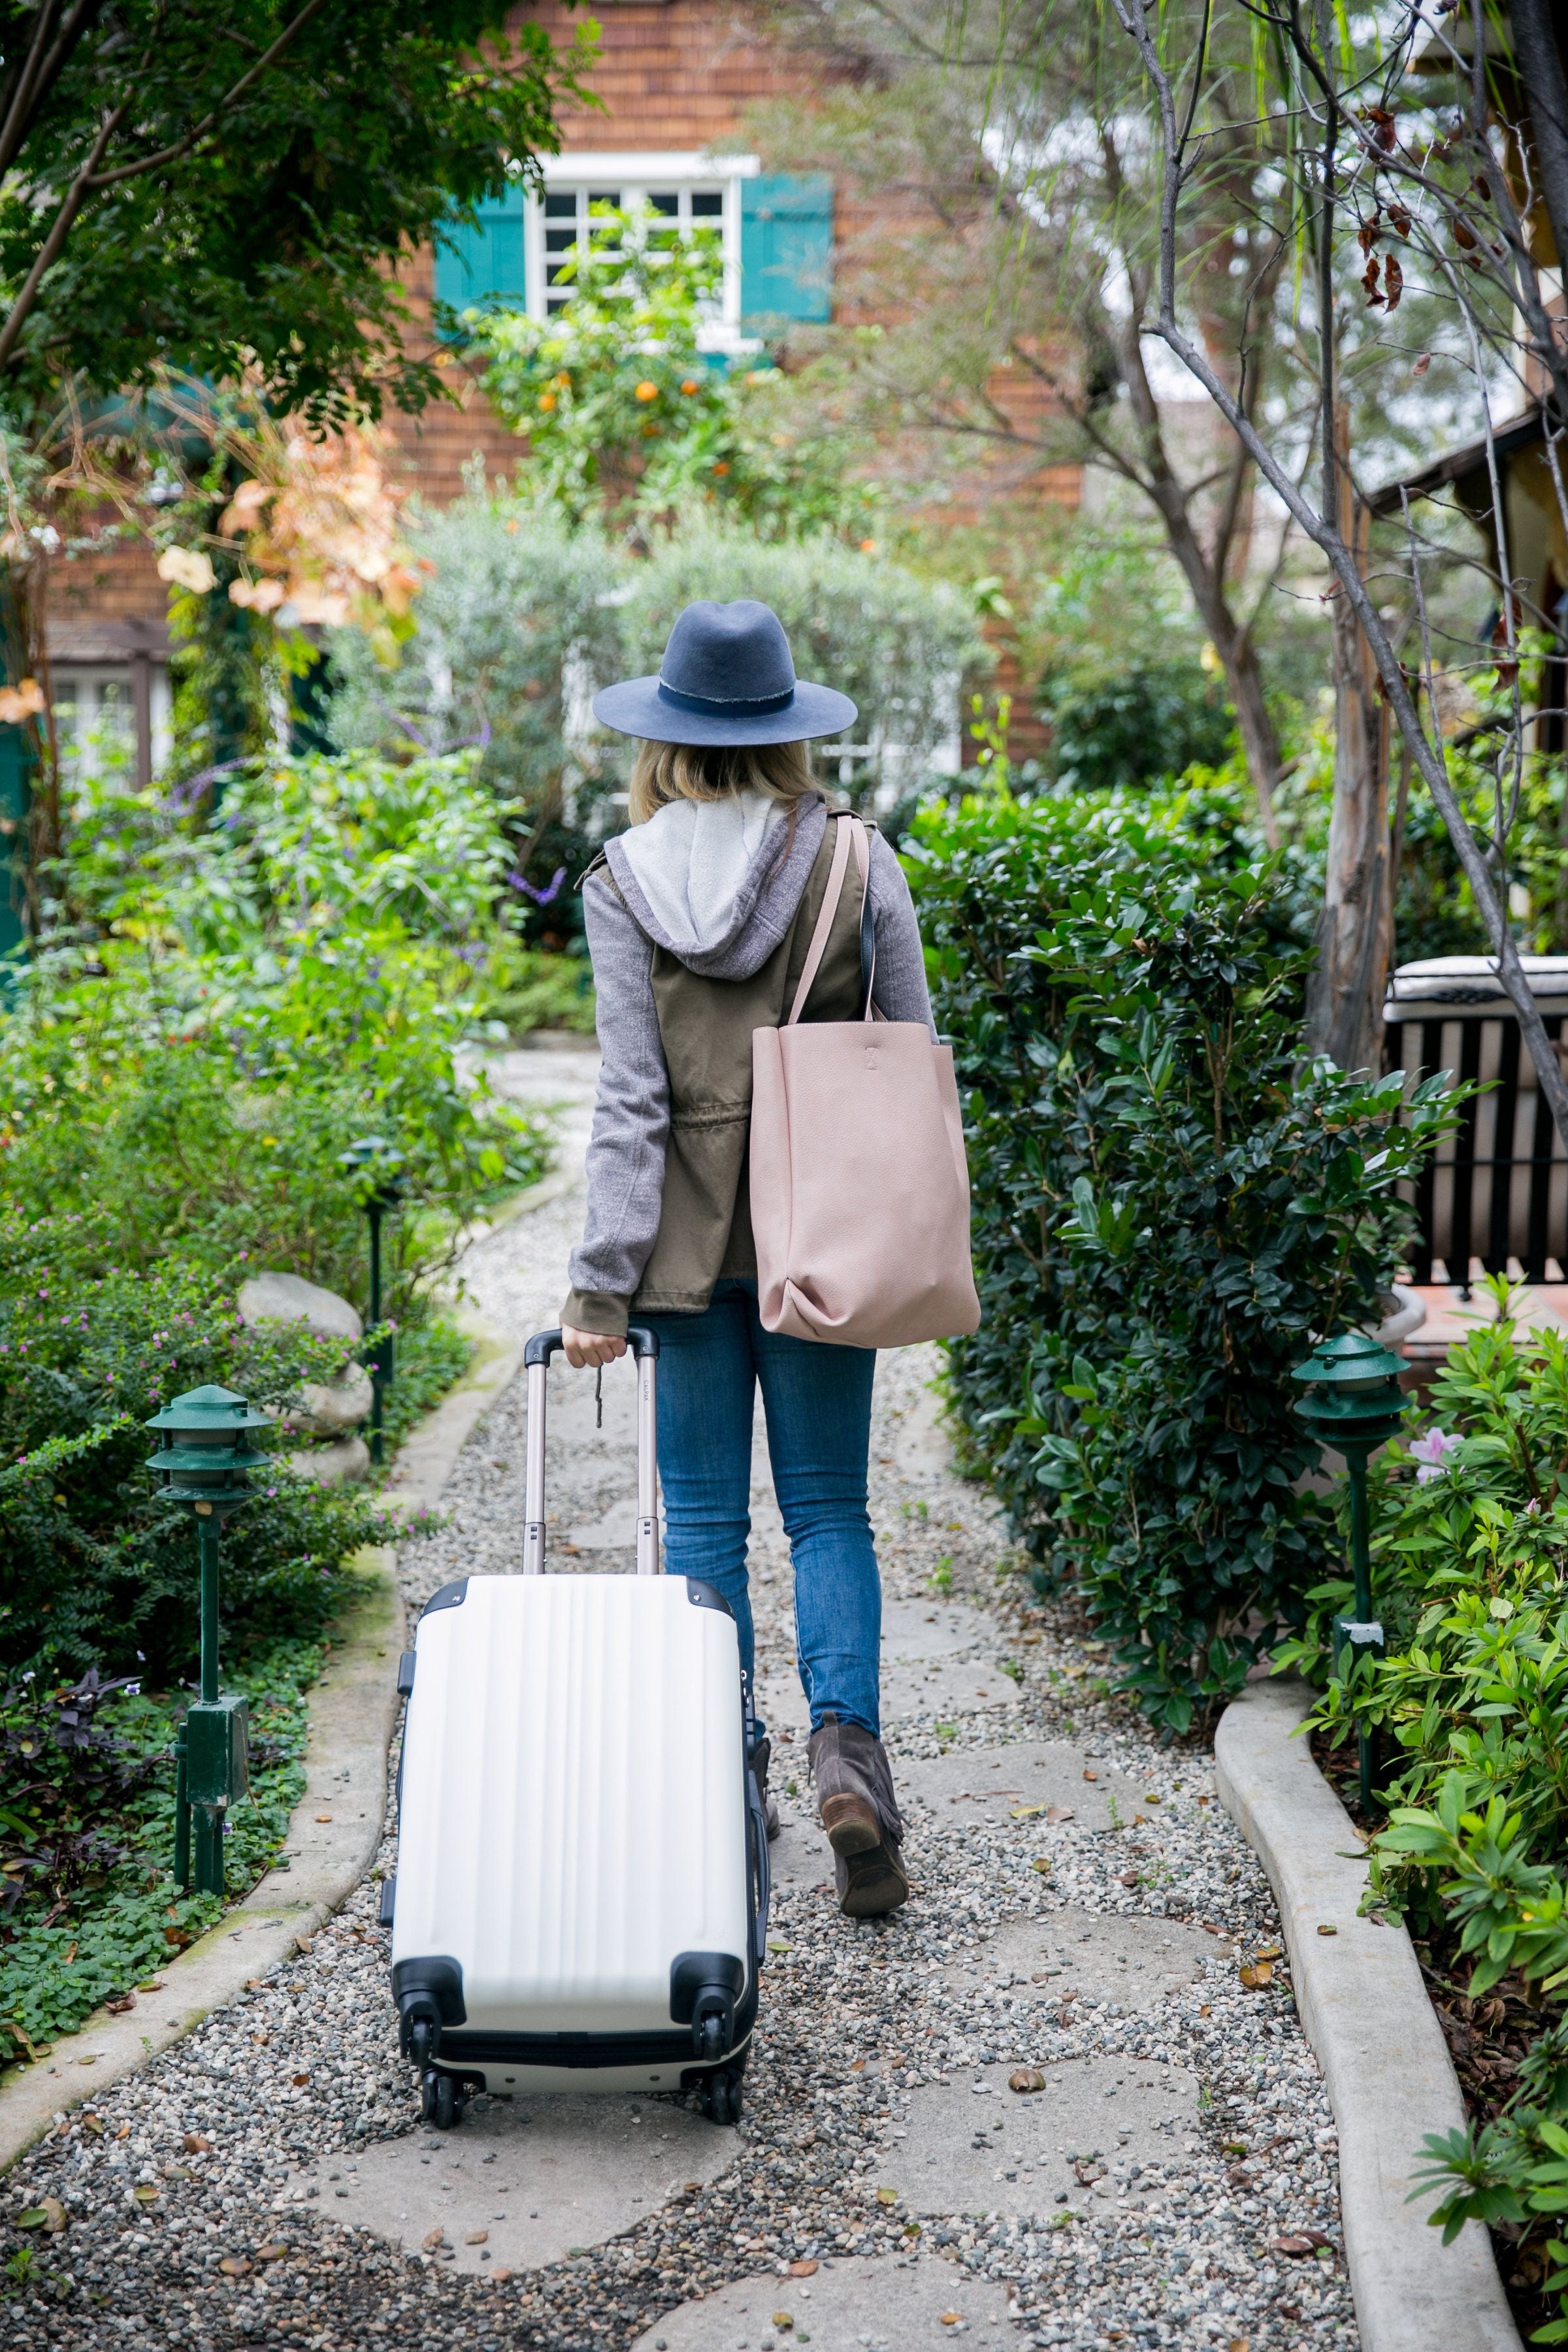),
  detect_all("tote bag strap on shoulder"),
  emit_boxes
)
[786,813,874,1026]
